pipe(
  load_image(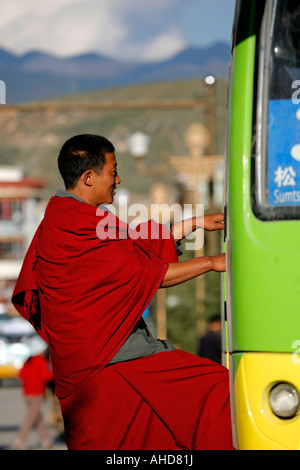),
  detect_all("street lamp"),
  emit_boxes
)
[184,122,211,208]
[128,131,169,339]
[183,123,209,336]
[204,75,216,86]
[204,75,216,156]
[128,131,168,177]
[128,131,150,159]
[129,121,222,340]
